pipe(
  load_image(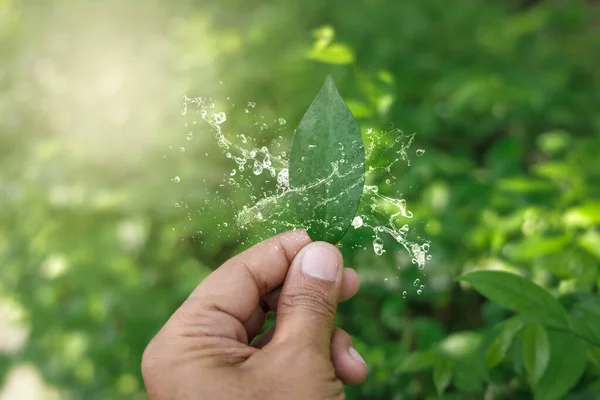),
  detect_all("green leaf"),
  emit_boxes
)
[485,316,525,369]
[505,235,569,261]
[396,350,435,373]
[306,26,355,64]
[306,43,355,64]
[458,270,567,327]
[567,296,600,346]
[587,346,600,370]
[564,202,600,228]
[534,331,587,400]
[433,358,453,395]
[289,76,366,243]
[496,177,554,193]
[536,130,571,155]
[578,230,600,260]
[438,332,485,393]
[521,322,550,388]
